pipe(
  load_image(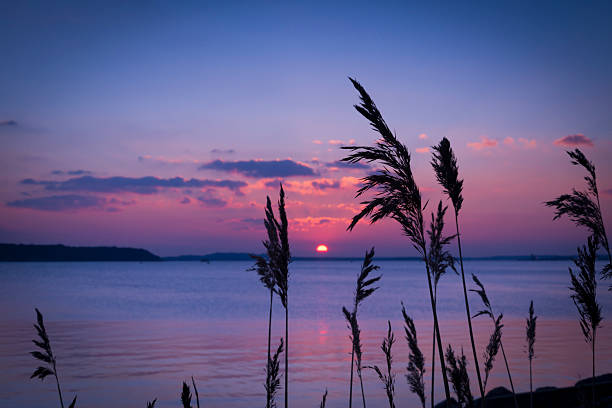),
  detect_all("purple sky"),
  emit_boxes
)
[1,1,611,256]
